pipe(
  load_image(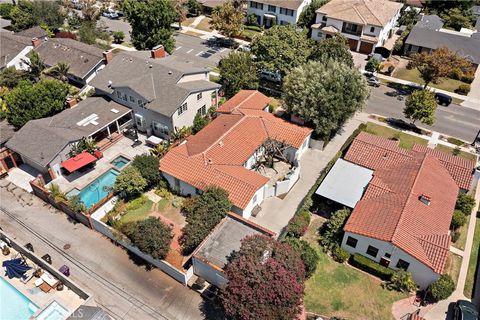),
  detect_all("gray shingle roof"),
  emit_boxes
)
[0,120,15,146]
[16,26,48,39]
[34,38,104,79]
[405,27,480,65]
[91,51,220,117]
[0,32,31,68]
[6,97,130,167]
[415,15,444,30]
